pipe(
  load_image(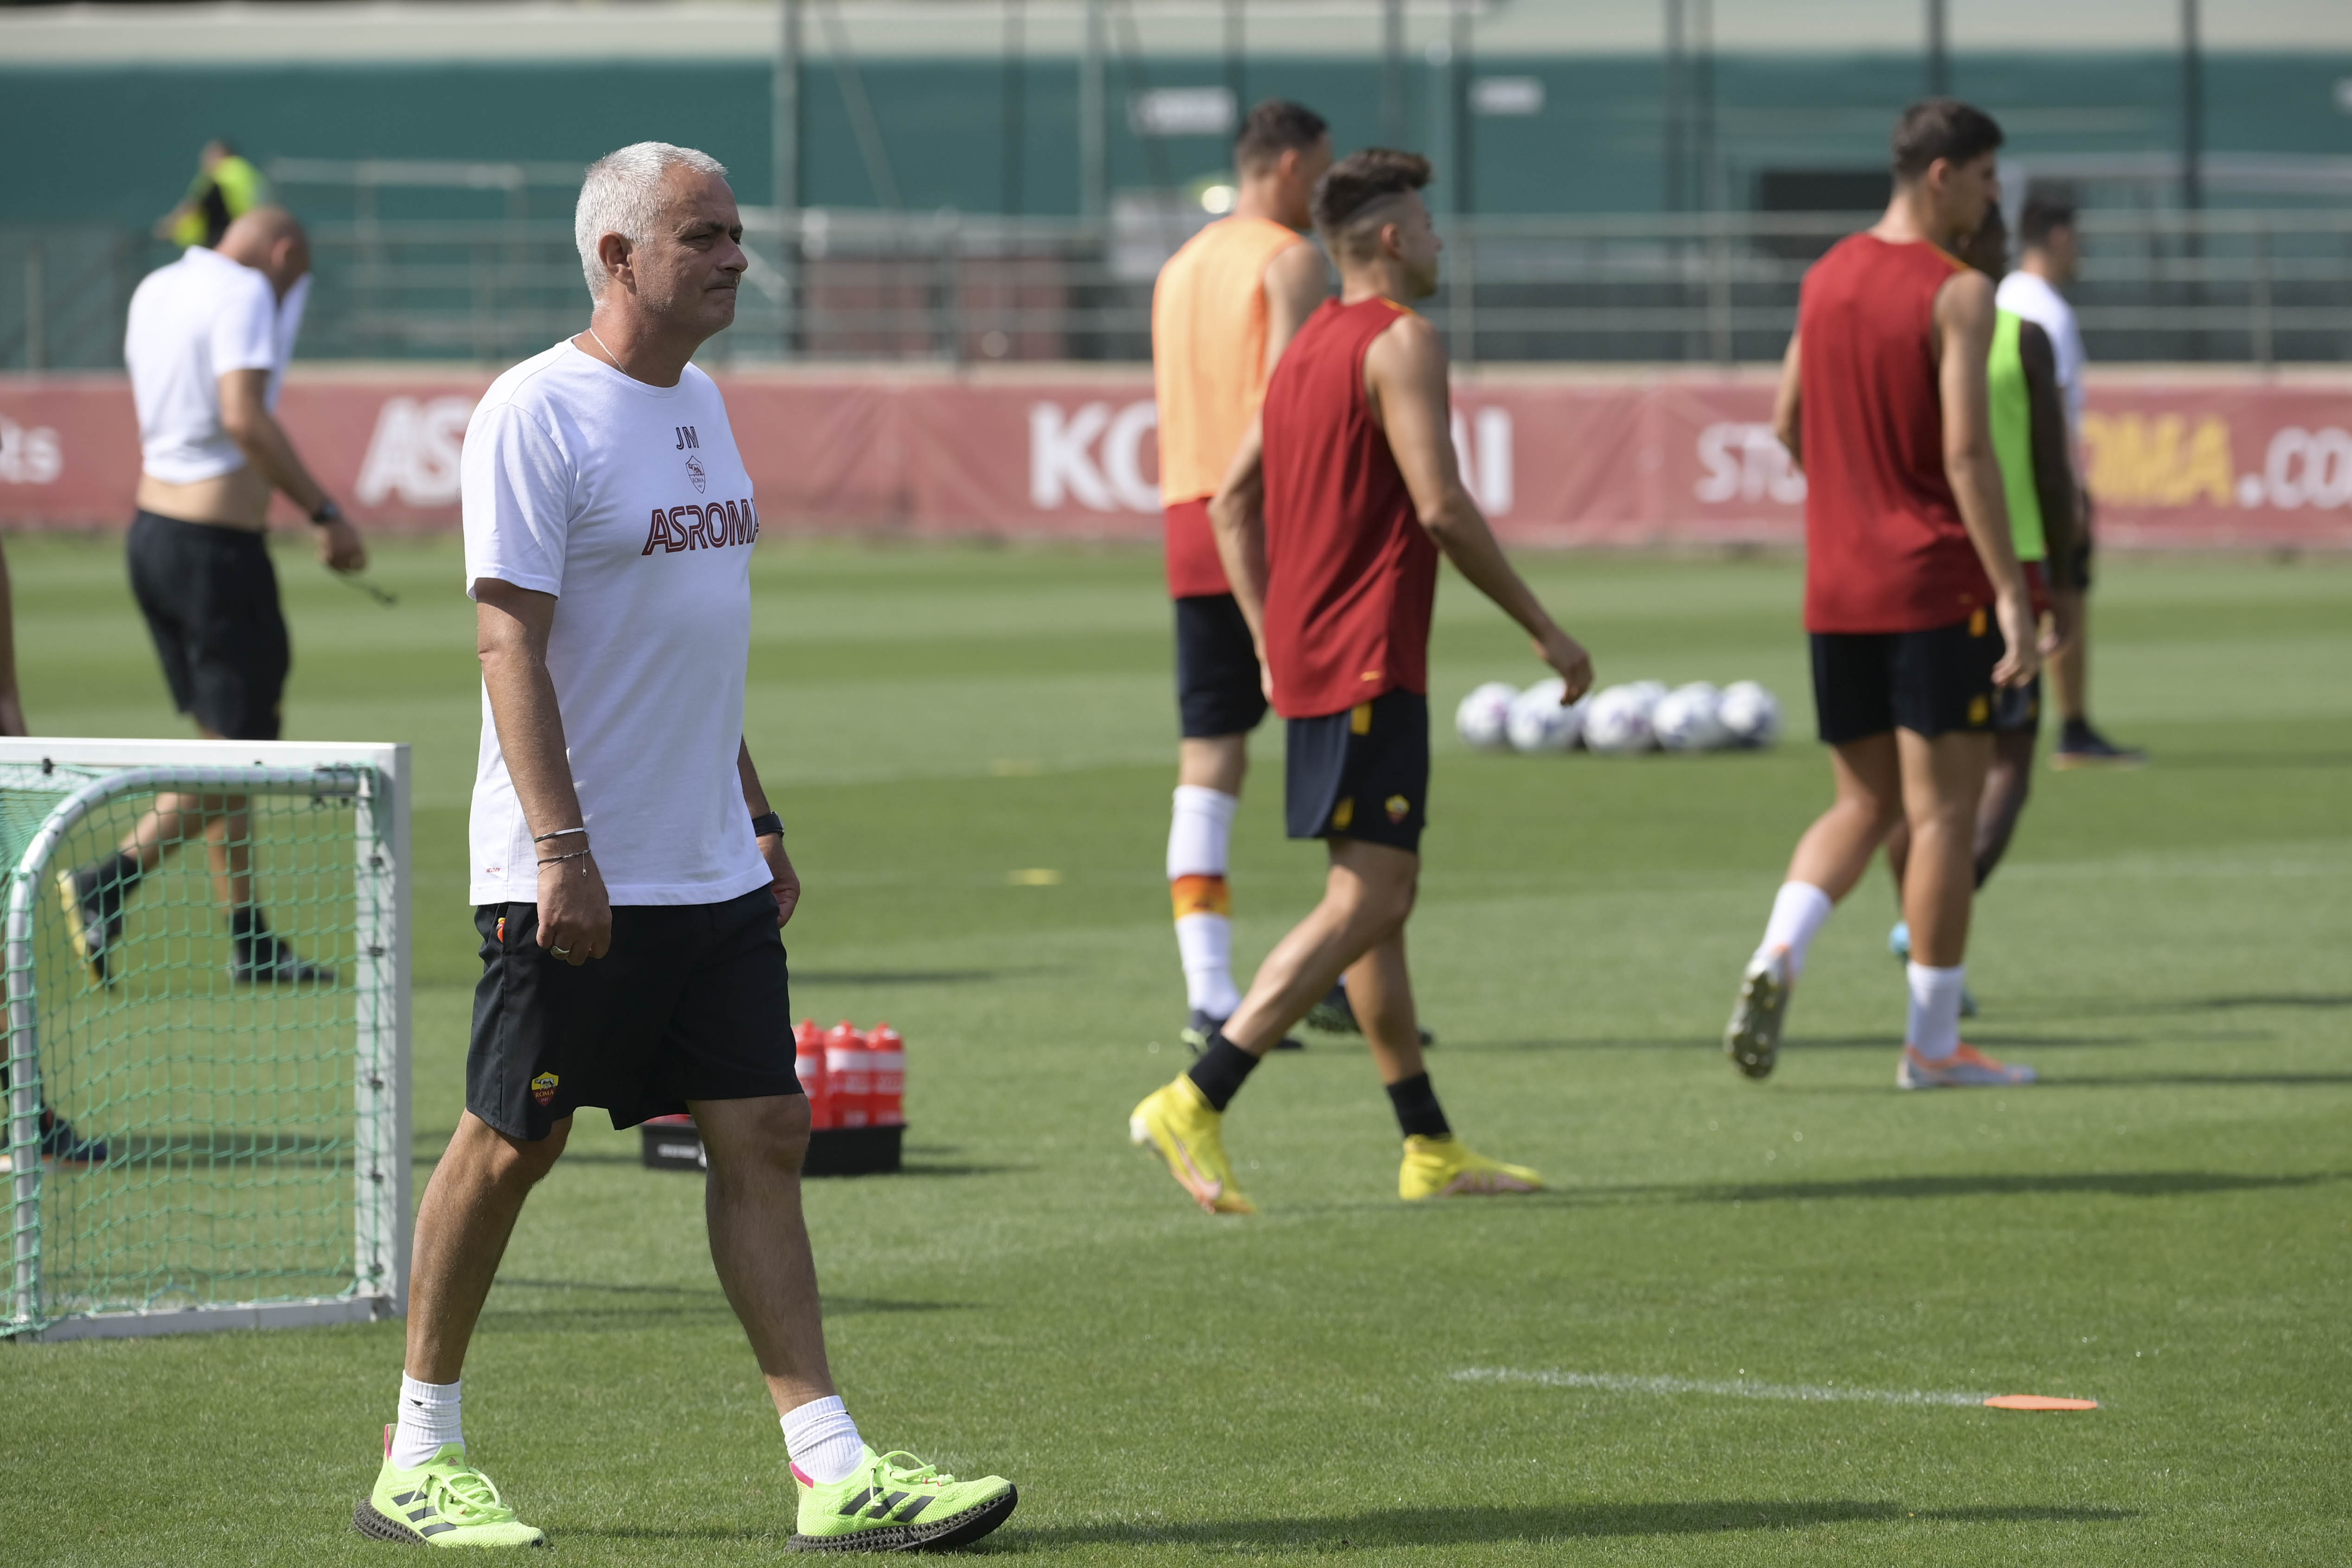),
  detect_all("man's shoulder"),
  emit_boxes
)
[475,342,589,421]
